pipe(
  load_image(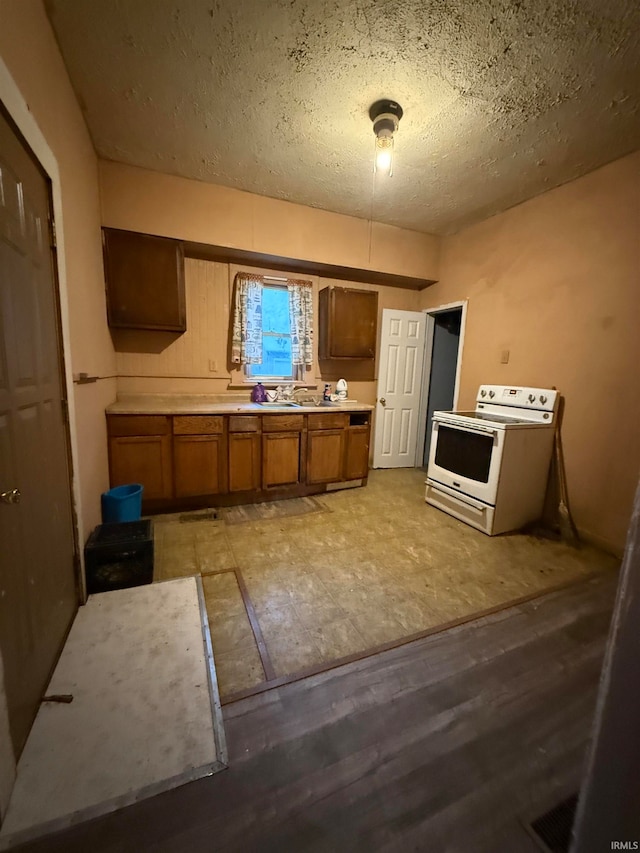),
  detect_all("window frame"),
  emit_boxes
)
[228,264,319,390]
